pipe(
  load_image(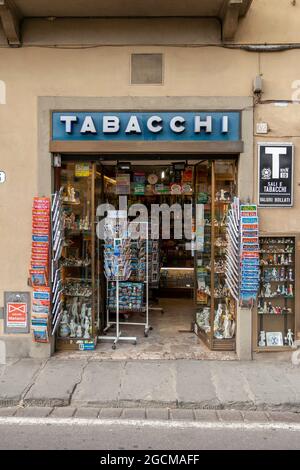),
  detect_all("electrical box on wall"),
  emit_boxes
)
[253,76,263,94]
